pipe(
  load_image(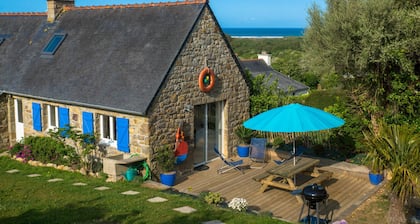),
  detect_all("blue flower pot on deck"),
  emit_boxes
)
[237,145,250,157]
[368,172,383,185]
